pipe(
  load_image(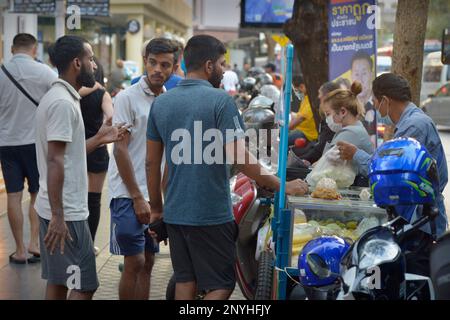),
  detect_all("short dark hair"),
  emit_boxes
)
[373,73,412,102]
[50,35,87,74]
[351,50,373,71]
[170,39,184,62]
[12,33,37,50]
[184,35,226,72]
[145,38,178,63]
[264,62,276,72]
[292,74,305,87]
